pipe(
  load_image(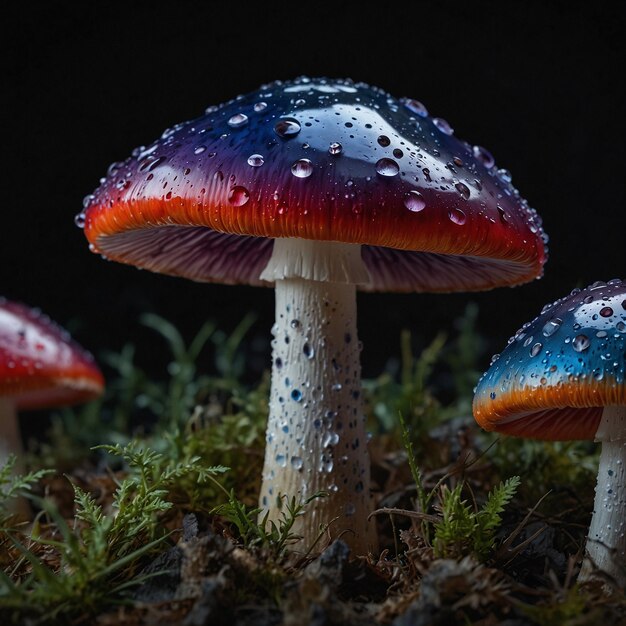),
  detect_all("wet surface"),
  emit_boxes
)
[81,77,547,292]
[474,279,626,439]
